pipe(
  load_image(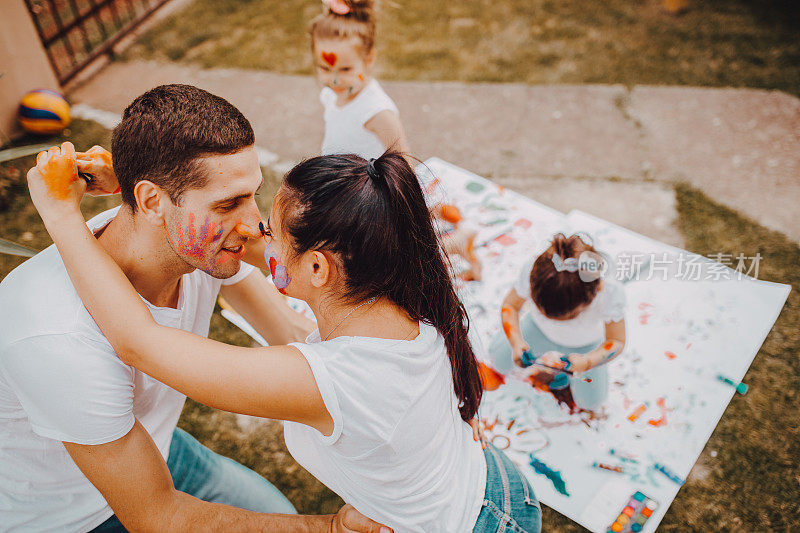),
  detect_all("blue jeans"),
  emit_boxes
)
[91,428,295,531]
[473,445,541,532]
[489,312,608,411]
